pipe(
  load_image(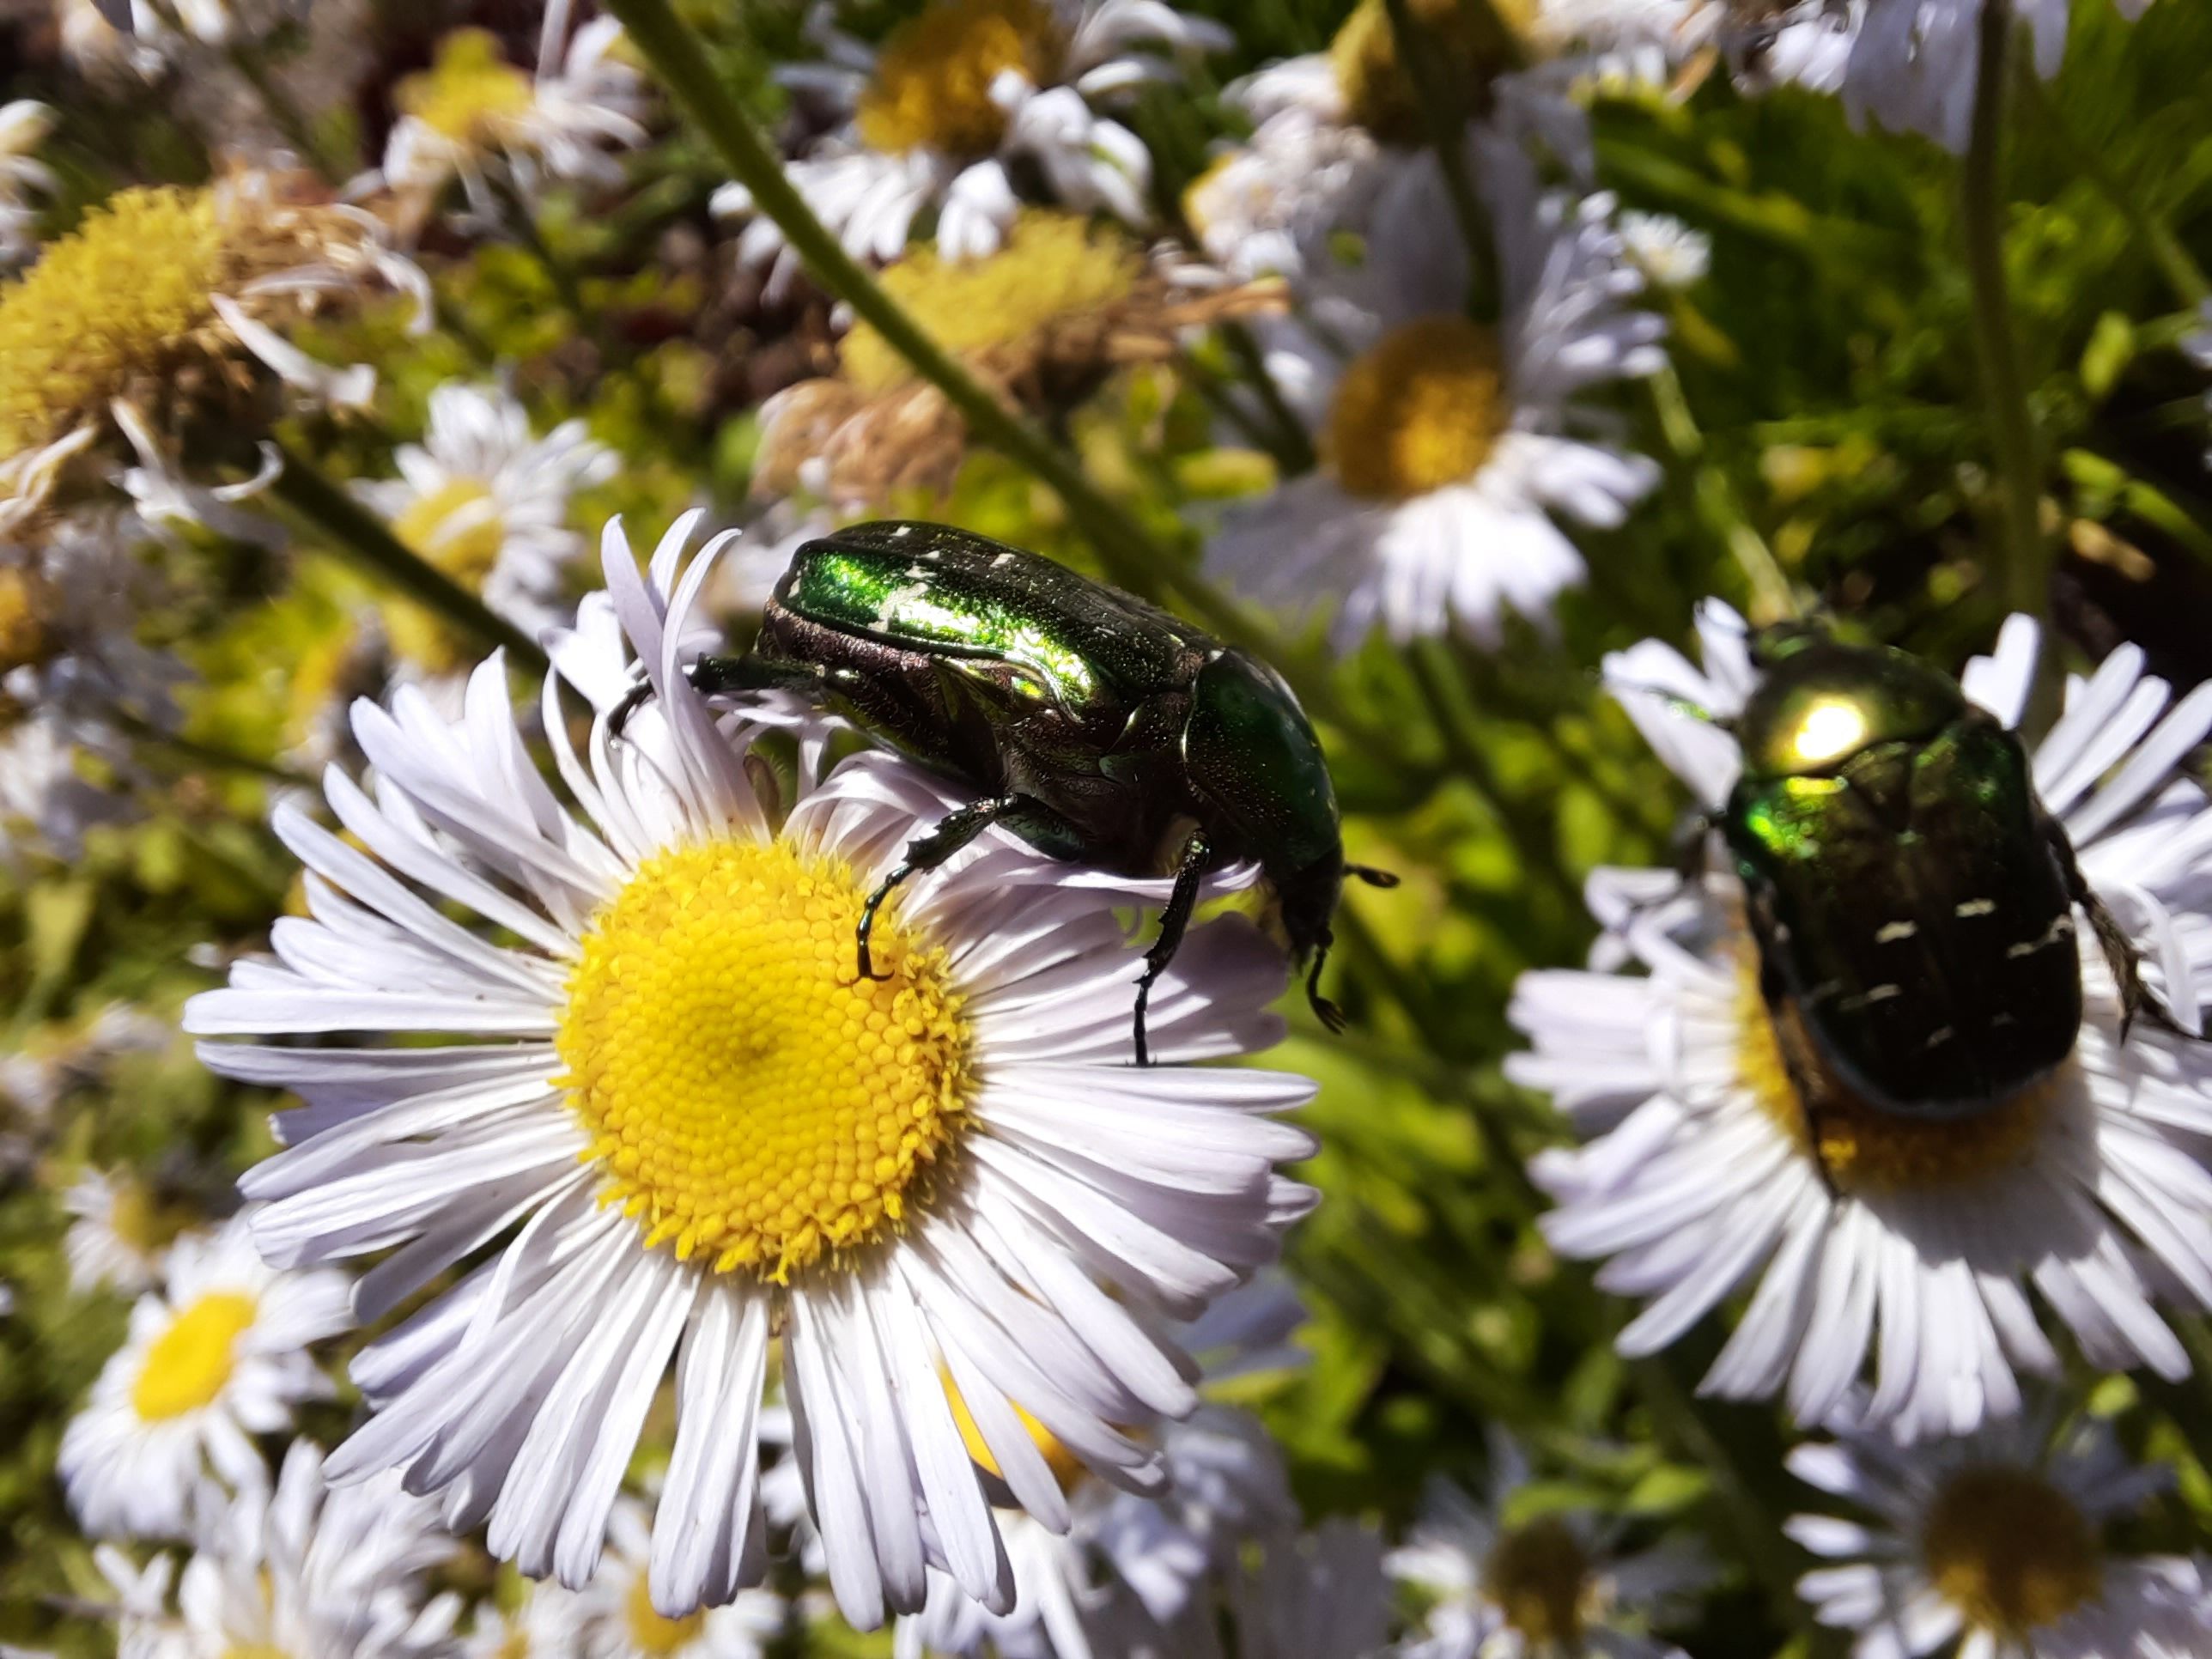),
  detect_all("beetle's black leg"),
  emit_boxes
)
[2049,818,2198,1042]
[1305,939,1349,1036]
[607,654,820,738]
[858,795,1056,981]
[1133,830,1212,1066]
